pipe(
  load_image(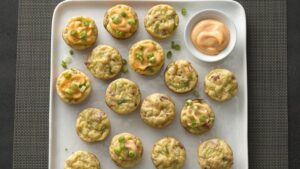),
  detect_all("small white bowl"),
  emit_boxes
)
[184,9,237,62]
